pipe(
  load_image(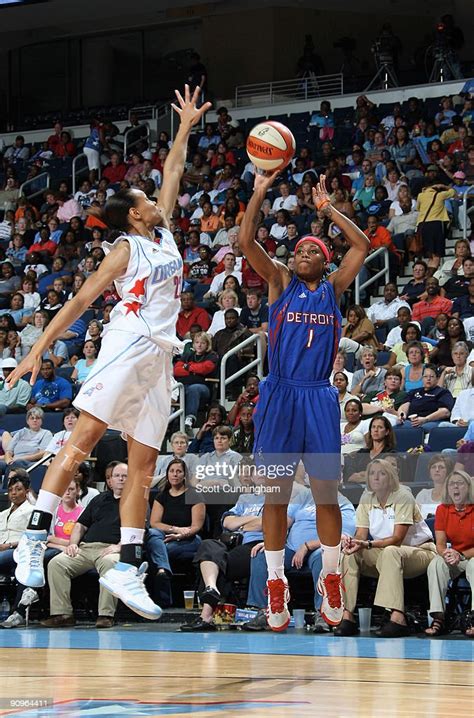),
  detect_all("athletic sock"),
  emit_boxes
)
[120,528,145,568]
[32,490,61,517]
[264,549,285,580]
[320,542,341,577]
